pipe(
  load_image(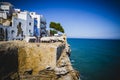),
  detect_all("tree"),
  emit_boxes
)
[49,22,64,35]
[50,29,57,36]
